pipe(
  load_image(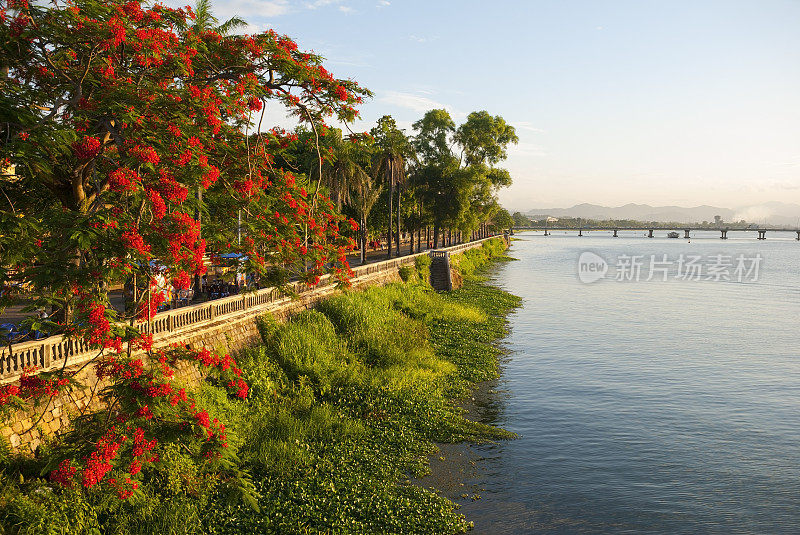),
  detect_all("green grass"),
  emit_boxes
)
[0,238,520,535]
